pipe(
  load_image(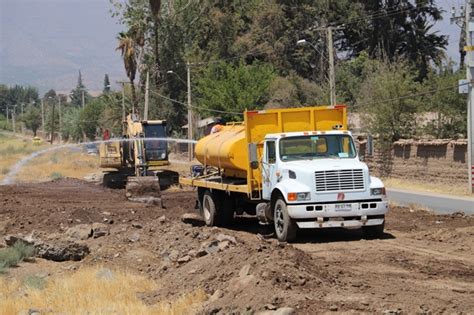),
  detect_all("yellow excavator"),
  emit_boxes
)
[99,114,179,204]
